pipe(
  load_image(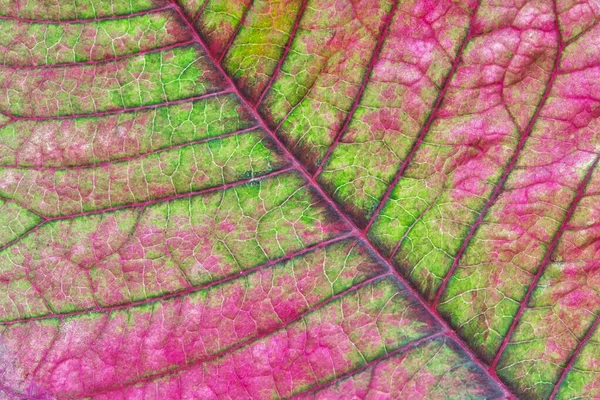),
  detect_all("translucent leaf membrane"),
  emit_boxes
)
[557,0,600,42]
[0,0,502,397]
[177,0,207,20]
[6,0,600,397]
[221,0,305,101]
[0,131,287,216]
[254,0,395,171]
